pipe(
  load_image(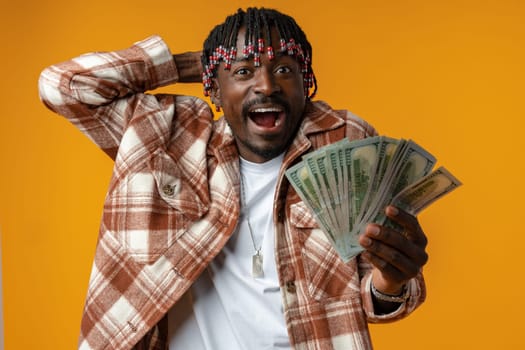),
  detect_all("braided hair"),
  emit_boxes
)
[201,8,317,100]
